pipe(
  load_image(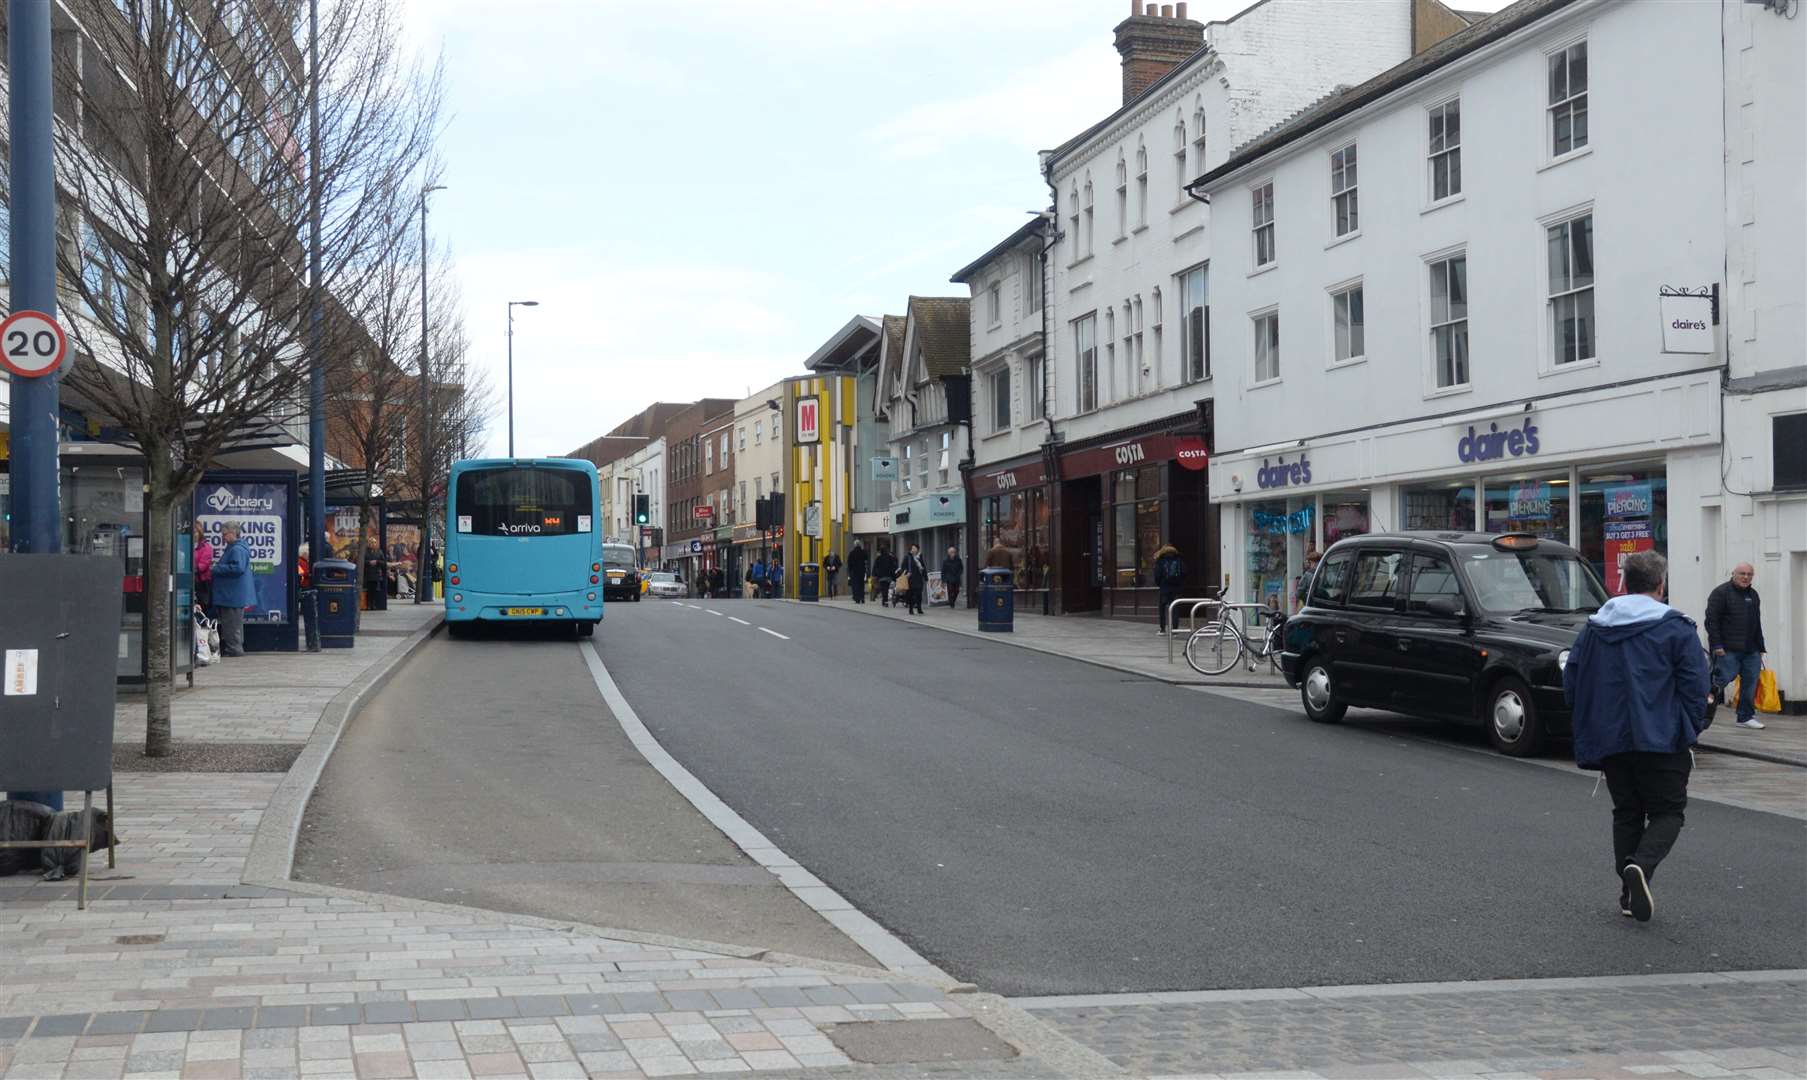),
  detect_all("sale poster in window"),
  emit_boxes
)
[1604,519,1655,596]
